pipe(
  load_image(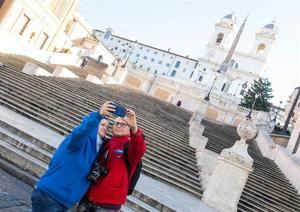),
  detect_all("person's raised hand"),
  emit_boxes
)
[123,109,138,134]
[100,101,115,116]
